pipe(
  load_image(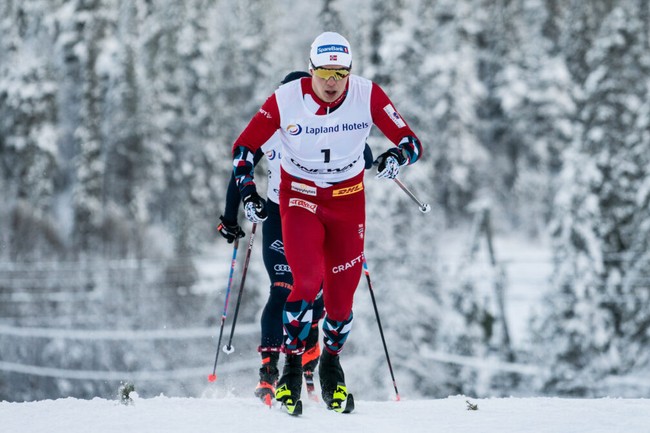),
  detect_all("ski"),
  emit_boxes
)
[327,393,354,414]
[342,393,355,413]
[282,399,302,416]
